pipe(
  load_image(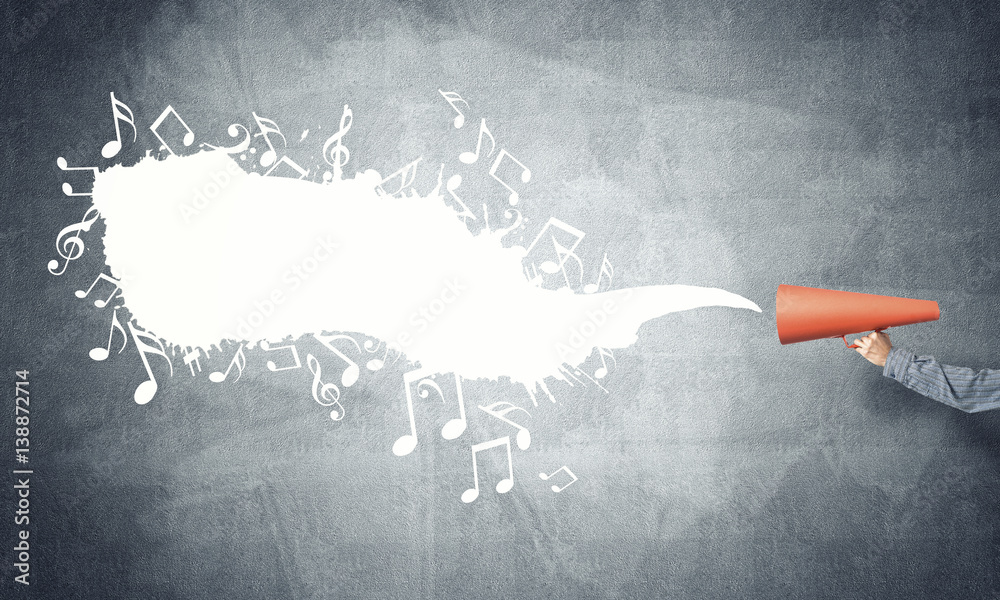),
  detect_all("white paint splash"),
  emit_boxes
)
[91,150,760,389]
